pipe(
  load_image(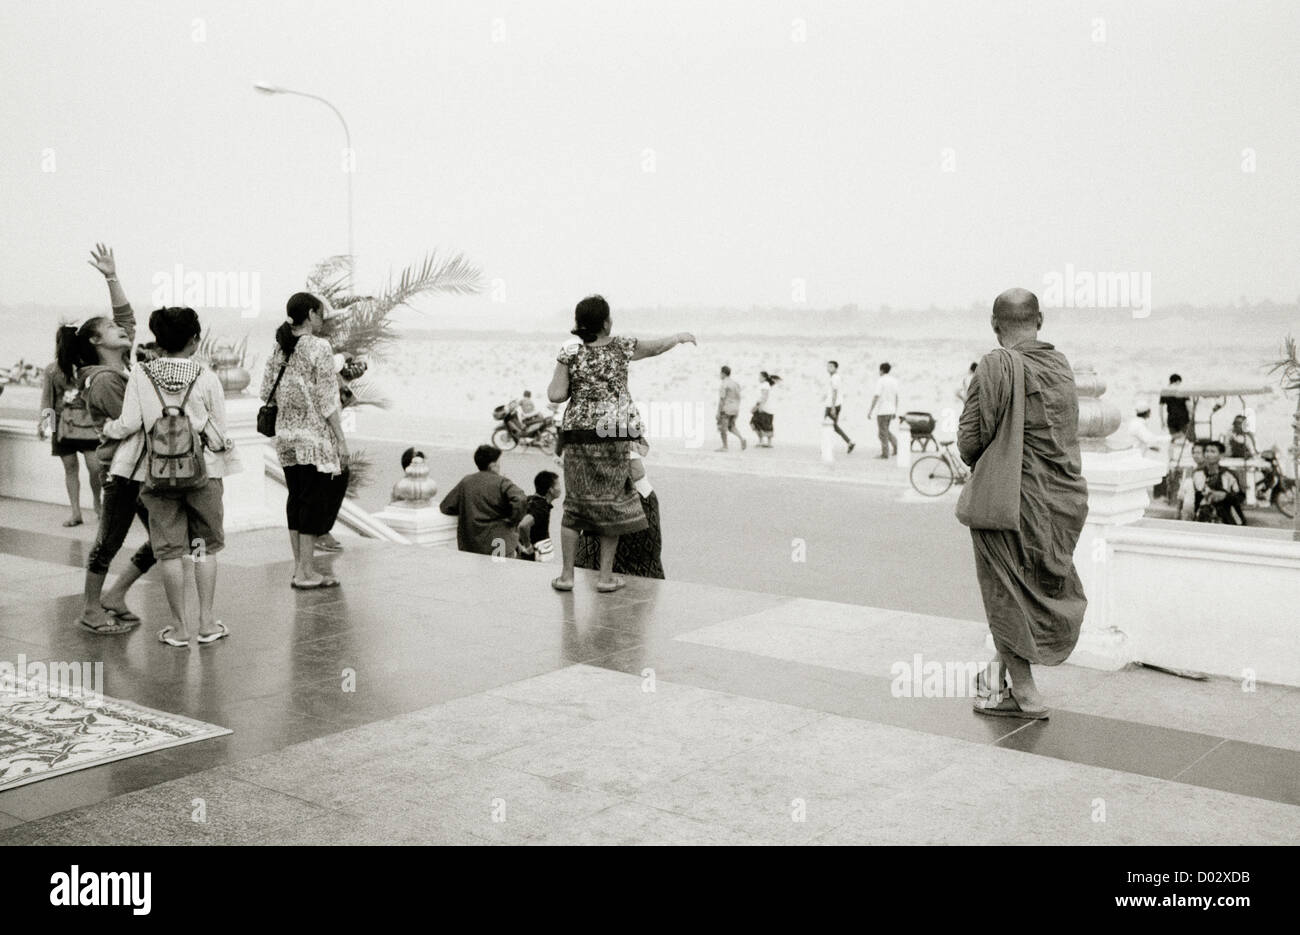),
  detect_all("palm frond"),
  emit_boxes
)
[306,247,482,359]
[376,251,484,314]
